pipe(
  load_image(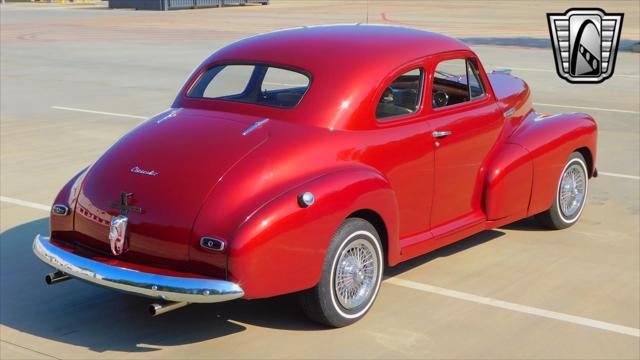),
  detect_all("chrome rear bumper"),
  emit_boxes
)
[33,234,244,303]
